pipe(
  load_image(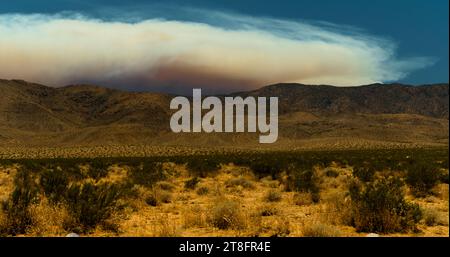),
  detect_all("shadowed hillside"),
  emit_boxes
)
[0,79,448,150]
